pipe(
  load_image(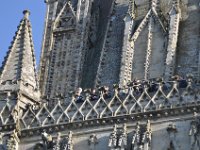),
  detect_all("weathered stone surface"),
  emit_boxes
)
[0,0,199,149]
